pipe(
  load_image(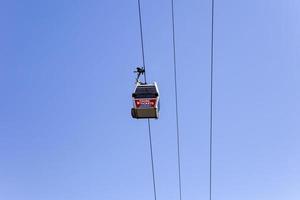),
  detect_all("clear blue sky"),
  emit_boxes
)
[1,0,300,199]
